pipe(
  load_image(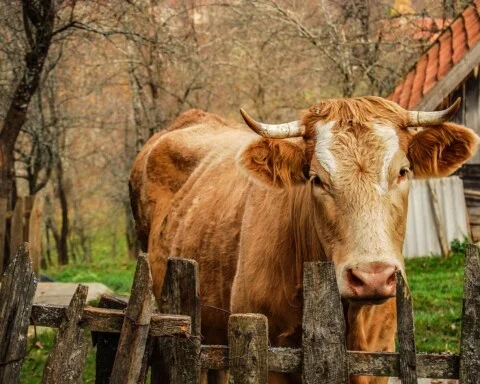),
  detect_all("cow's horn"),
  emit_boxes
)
[240,108,305,138]
[407,98,461,126]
